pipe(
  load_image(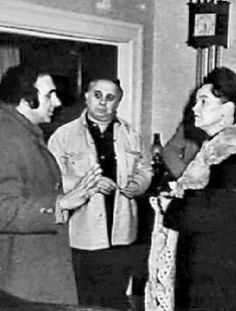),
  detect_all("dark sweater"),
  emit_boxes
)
[164,154,236,310]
